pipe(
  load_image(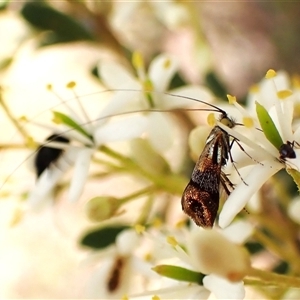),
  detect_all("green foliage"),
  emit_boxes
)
[52,111,93,141]
[205,71,228,100]
[0,0,10,10]
[286,168,300,193]
[255,101,283,149]
[80,225,129,249]
[21,2,94,46]
[152,264,204,284]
